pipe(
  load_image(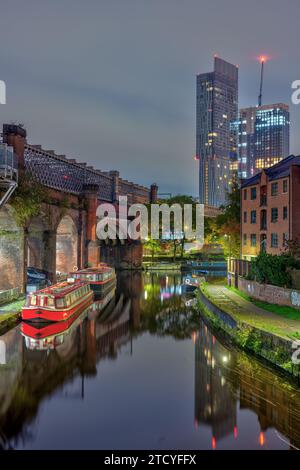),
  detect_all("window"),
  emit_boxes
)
[283,233,289,245]
[271,208,278,223]
[56,298,66,308]
[250,234,257,247]
[283,179,288,193]
[283,206,288,220]
[243,233,247,246]
[250,187,257,200]
[250,210,256,224]
[243,211,247,223]
[271,182,278,196]
[244,189,247,200]
[271,233,278,248]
